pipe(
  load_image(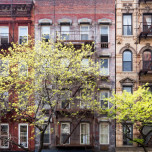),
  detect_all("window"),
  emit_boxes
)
[123,14,132,35]
[80,123,90,144]
[61,26,70,40]
[0,27,9,45]
[43,124,50,144]
[19,124,28,148]
[80,25,89,40]
[18,60,28,77]
[100,122,109,144]
[123,86,132,93]
[123,124,133,145]
[0,59,9,77]
[100,58,109,76]
[143,50,152,70]
[80,90,91,109]
[123,50,132,71]
[143,14,152,33]
[101,26,109,48]
[100,91,109,109]
[19,26,28,44]
[41,26,50,42]
[61,123,70,144]
[18,90,28,109]
[60,90,70,109]
[0,124,9,148]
